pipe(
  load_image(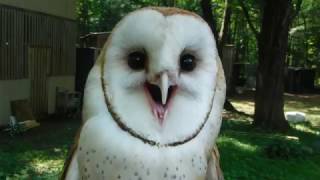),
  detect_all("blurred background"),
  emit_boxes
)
[0,0,319,179]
